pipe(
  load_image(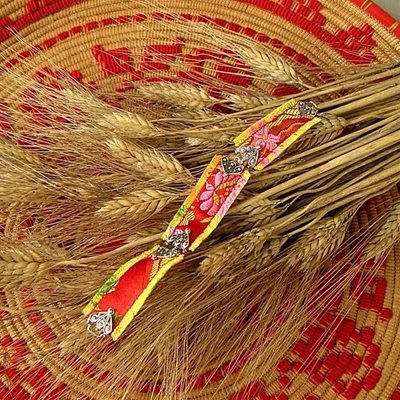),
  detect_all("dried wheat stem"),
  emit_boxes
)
[348,103,400,125]
[139,82,220,109]
[235,128,400,212]
[301,63,400,106]
[273,178,398,241]
[332,83,400,117]
[260,114,399,184]
[322,78,397,110]
[97,189,180,218]
[275,141,400,207]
